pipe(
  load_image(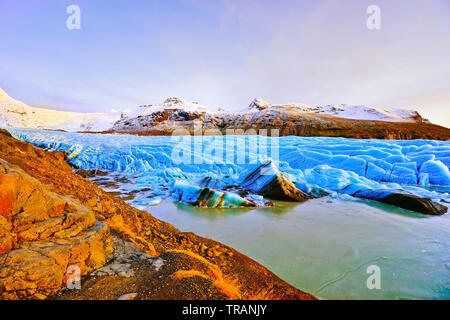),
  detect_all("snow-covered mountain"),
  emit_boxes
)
[246,98,429,123]
[121,97,218,118]
[112,96,437,138]
[0,88,119,131]
[112,97,225,133]
[0,88,437,138]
